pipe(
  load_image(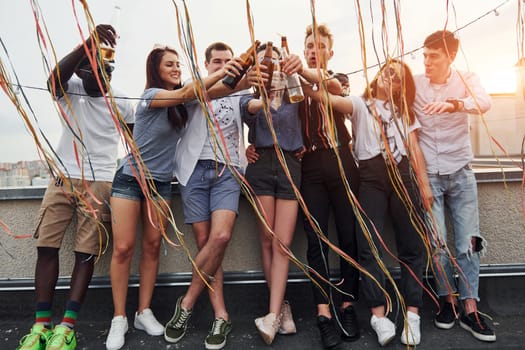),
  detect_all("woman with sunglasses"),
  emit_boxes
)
[105,45,240,350]
[304,59,432,347]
